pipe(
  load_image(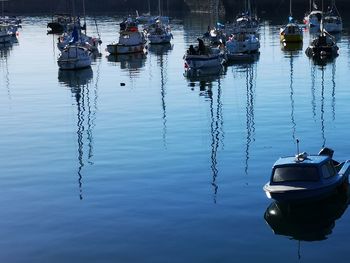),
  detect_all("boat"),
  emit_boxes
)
[304,1,322,28]
[57,29,92,70]
[0,24,11,43]
[107,18,146,55]
[305,27,338,59]
[323,1,342,33]
[145,18,172,44]
[57,29,101,52]
[47,14,79,34]
[184,38,225,71]
[280,1,303,43]
[263,143,350,203]
[225,32,260,61]
[226,0,259,35]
